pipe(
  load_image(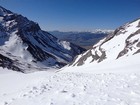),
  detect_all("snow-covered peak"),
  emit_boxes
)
[91,29,114,34]
[70,18,140,67]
